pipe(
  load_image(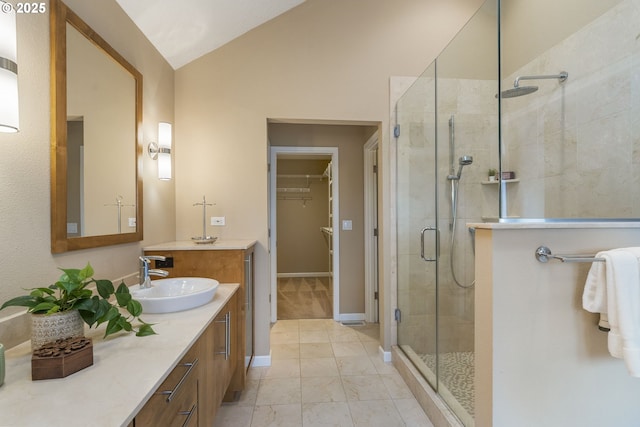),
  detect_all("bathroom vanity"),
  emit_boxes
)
[0,284,239,427]
[143,239,256,401]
